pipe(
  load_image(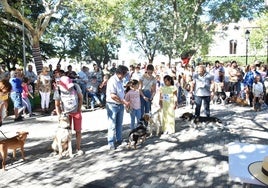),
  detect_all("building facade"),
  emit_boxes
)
[207,20,267,60]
